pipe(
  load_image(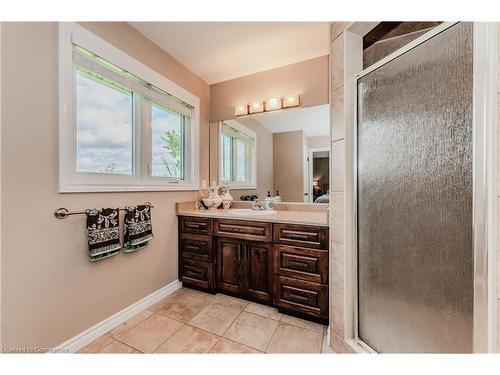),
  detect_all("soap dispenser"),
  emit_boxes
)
[274,190,282,203]
[265,191,274,210]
